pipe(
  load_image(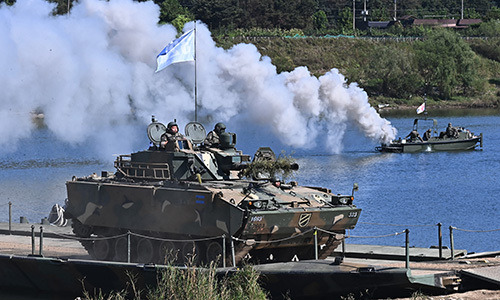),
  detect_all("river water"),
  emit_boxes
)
[0,109,498,253]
